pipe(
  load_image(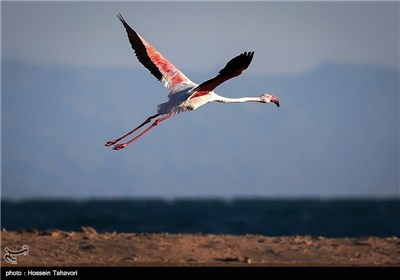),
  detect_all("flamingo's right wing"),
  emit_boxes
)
[189,52,254,99]
[117,14,195,94]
